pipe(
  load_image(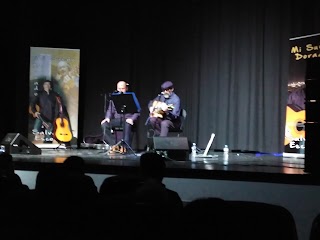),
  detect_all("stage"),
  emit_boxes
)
[11,146,317,186]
